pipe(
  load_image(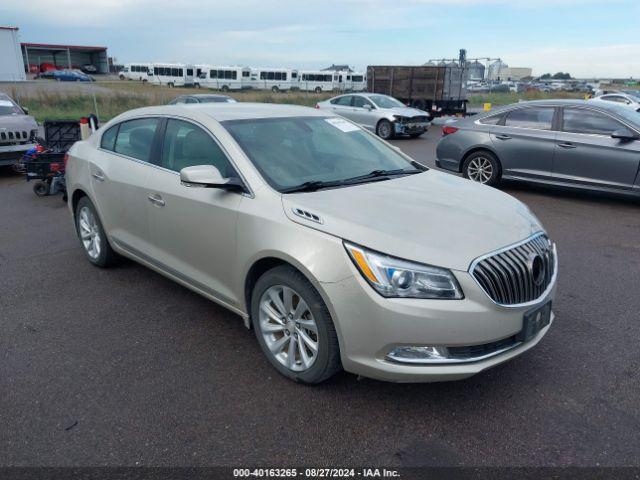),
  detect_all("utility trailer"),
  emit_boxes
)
[367,65,468,116]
